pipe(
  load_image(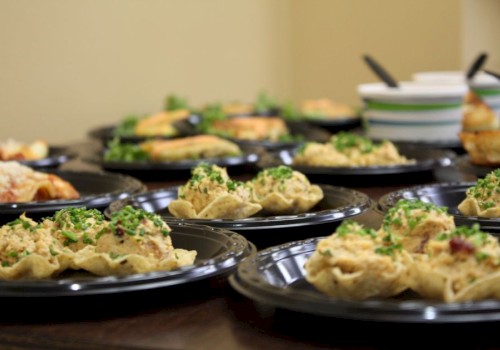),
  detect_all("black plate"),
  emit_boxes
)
[17,146,75,169]
[455,154,498,177]
[85,150,260,181]
[377,182,500,234]
[302,116,362,134]
[0,170,146,223]
[105,185,372,249]
[88,125,182,145]
[0,222,254,297]
[175,115,332,151]
[229,237,500,323]
[391,139,465,154]
[259,145,456,186]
